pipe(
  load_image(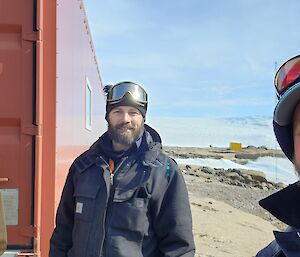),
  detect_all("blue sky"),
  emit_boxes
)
[84,0,300,118]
